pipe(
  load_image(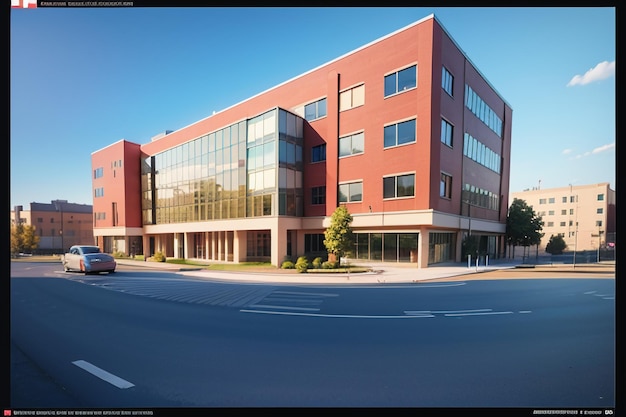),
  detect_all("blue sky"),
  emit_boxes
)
[10,7,616,208]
